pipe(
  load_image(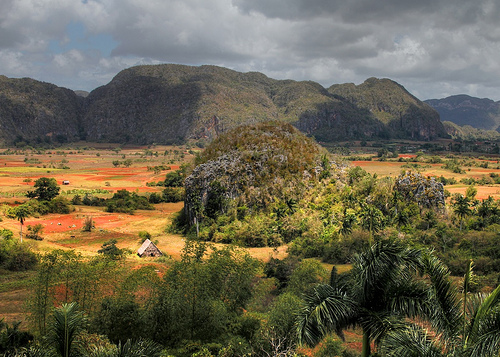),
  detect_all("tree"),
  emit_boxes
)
[297,240,430,357]
[453,193,472,231]
[7,204,31,242]
[97,240,125,260]
[358,204,384,241]
[27,177,60,201]
[394,208,410,234]
[46,302,86,357]
[380,260,500,357]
